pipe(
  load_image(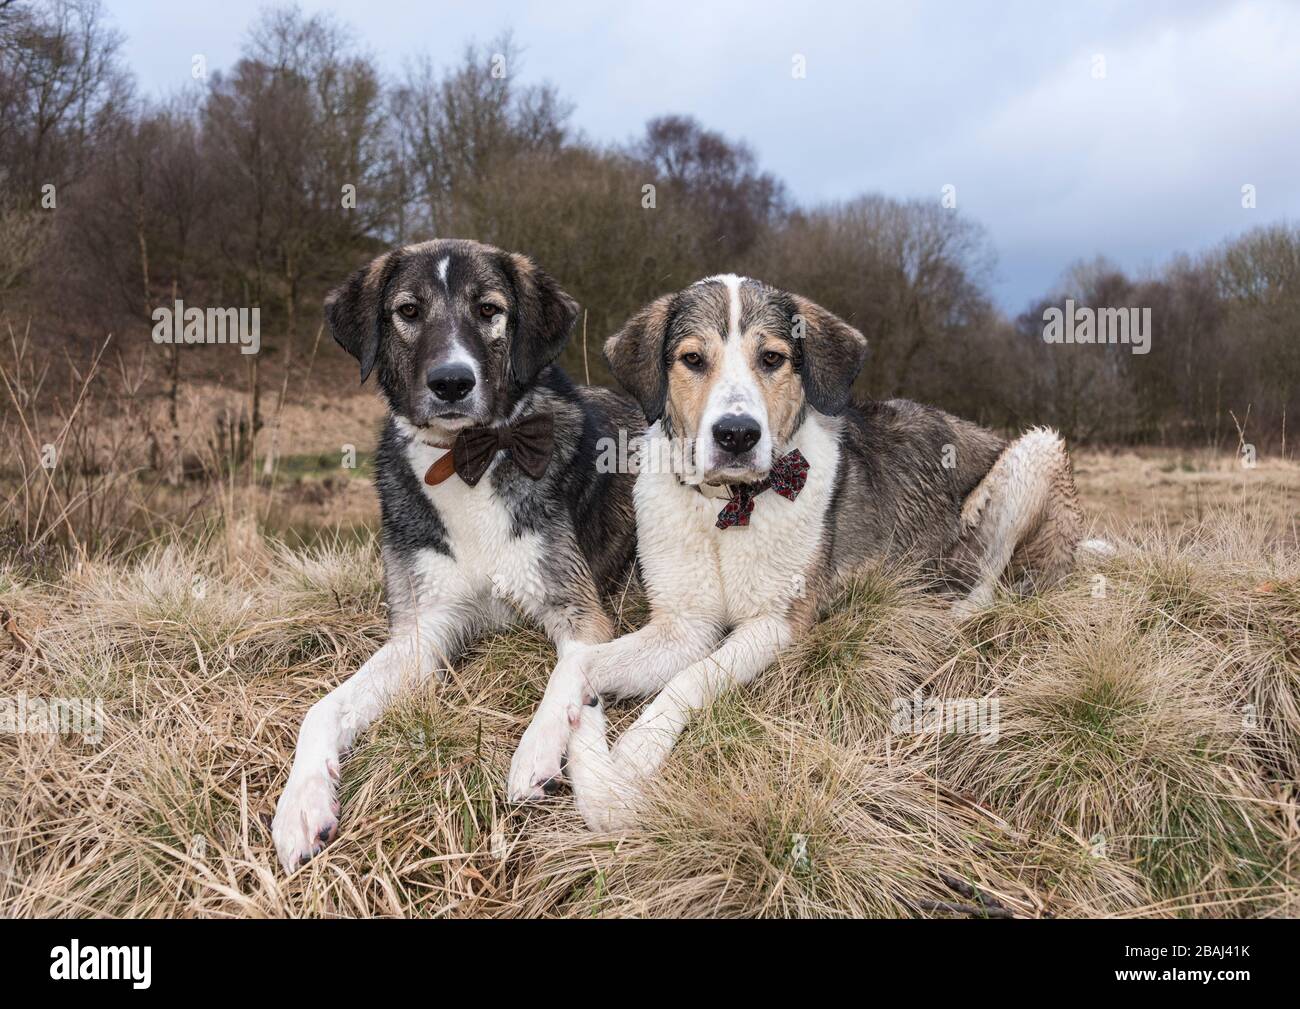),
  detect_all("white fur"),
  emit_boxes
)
[693,272,749,290]
[692,274,773,477]
[274,427,576,870]
[1078,538,1117,561]
[271,609,474,872]
[953,428,1073,616]
[405,437,547,613]
[563,415,841,829]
